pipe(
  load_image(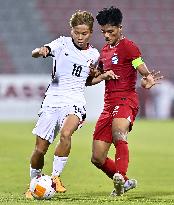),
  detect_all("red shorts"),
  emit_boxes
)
[93,94,139,143]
